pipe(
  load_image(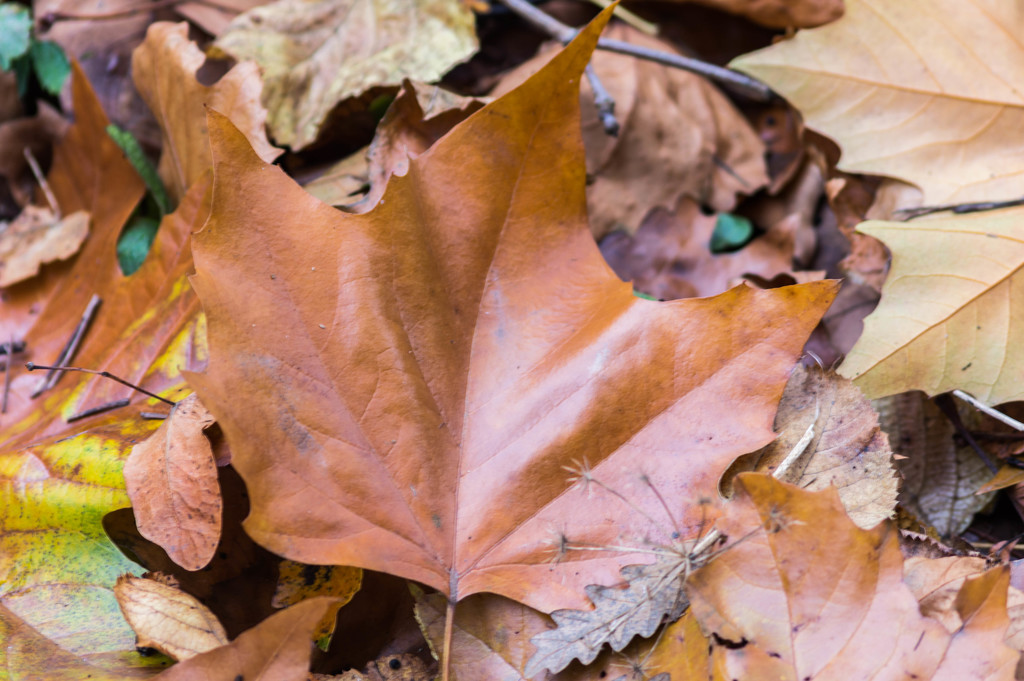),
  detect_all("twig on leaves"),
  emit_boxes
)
[140,411,169,420]
[934,393,999,473]
[30,294,101,398]
[952,389,1024,432]
[897,196,1024,220]
[1,335,12,414]
[585,65,620,135]
[24,148,59,218]
[66,398,131,423]
[25,363,176,406]
[495,0,774,102]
